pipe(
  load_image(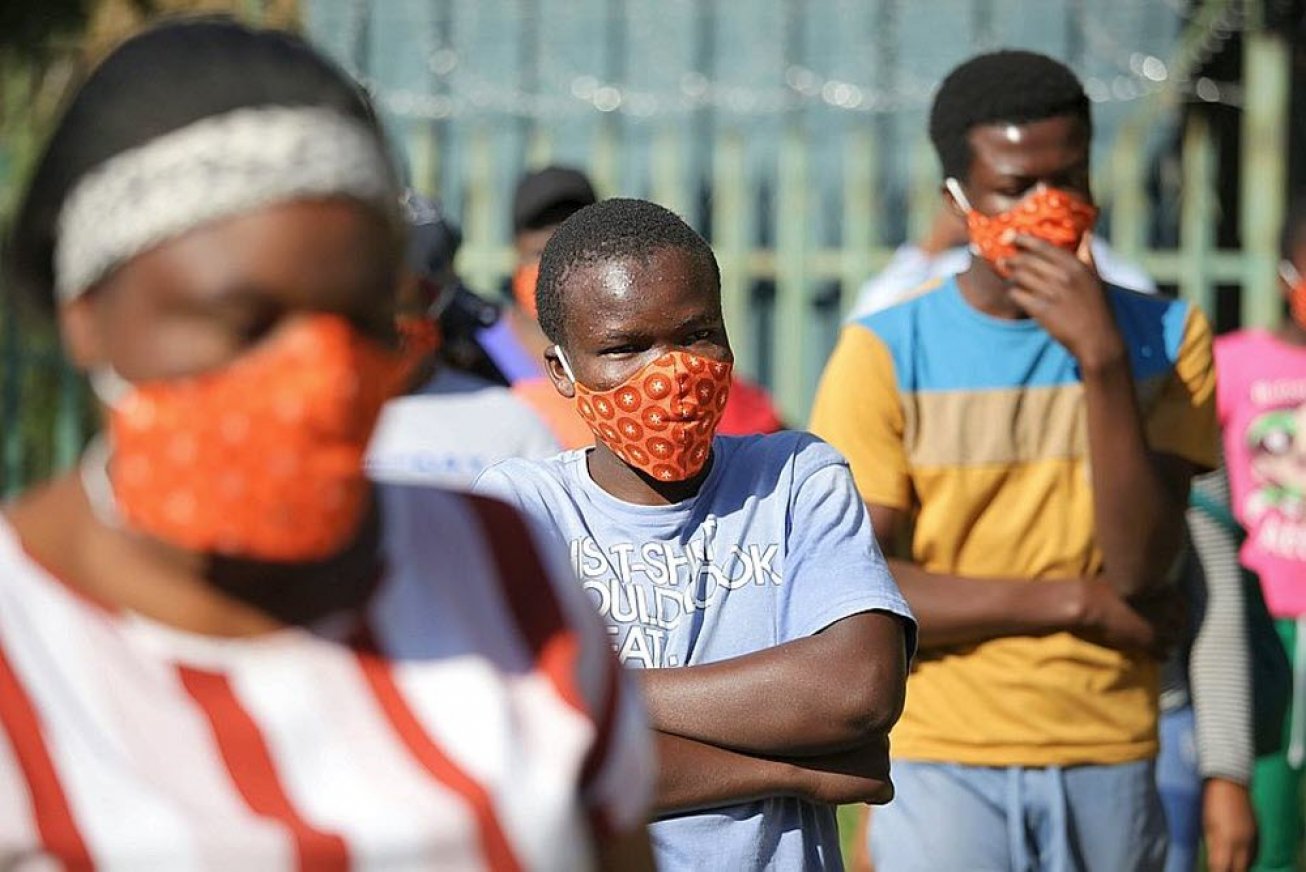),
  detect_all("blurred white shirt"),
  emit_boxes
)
[368,368,560,489]
[847,237,1158,322]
